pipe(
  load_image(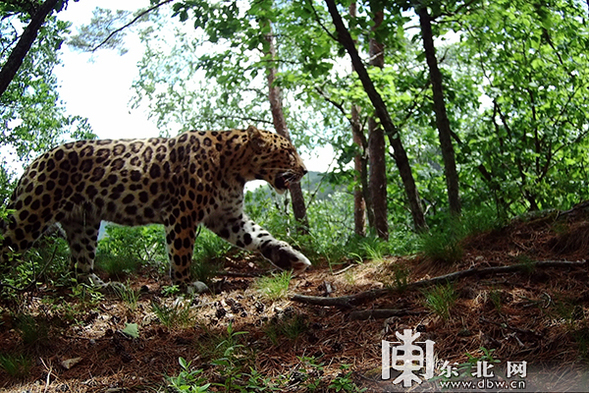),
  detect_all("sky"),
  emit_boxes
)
[54,0,334,172]
[55,0,160,140]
